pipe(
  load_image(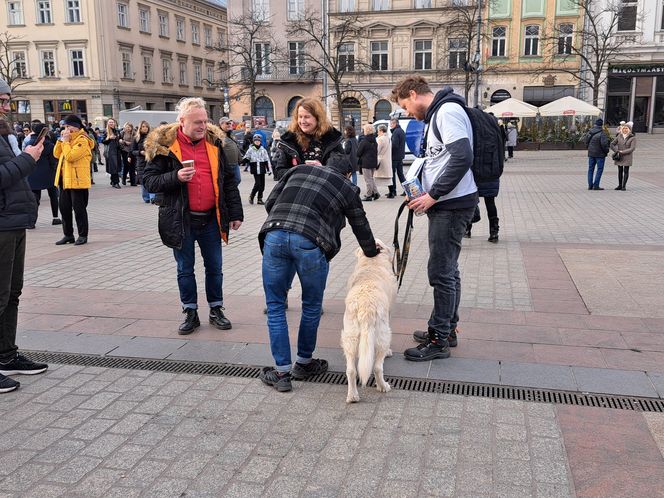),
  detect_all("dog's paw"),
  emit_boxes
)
[386,348,393,357]
[376,382,391,393]
[346,394,360,403]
